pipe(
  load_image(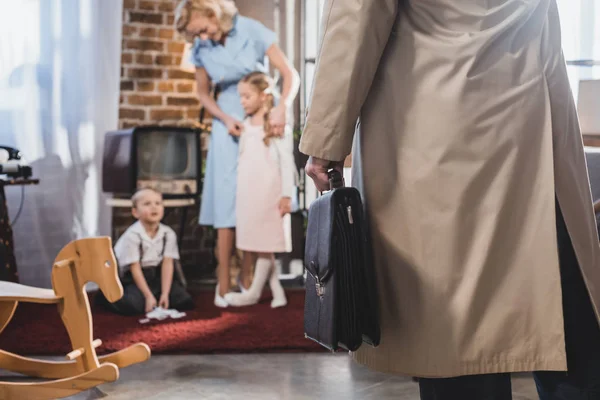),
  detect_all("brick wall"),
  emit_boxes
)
[116,0,215,280]
[119,0,201,130]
